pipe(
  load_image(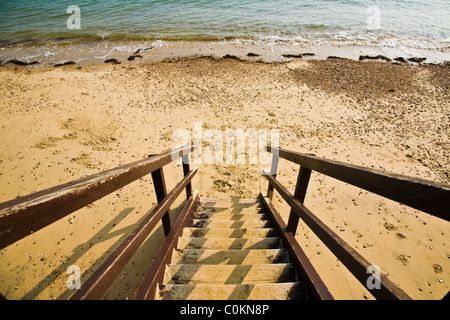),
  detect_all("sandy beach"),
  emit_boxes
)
[0,50,449,300]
